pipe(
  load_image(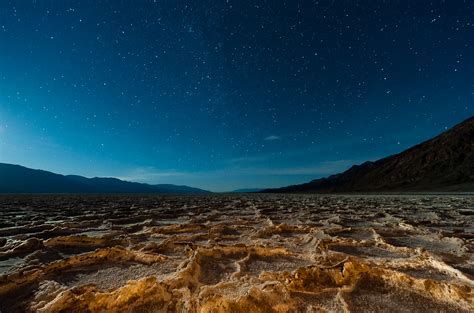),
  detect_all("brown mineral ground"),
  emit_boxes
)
[0,194,472,312]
